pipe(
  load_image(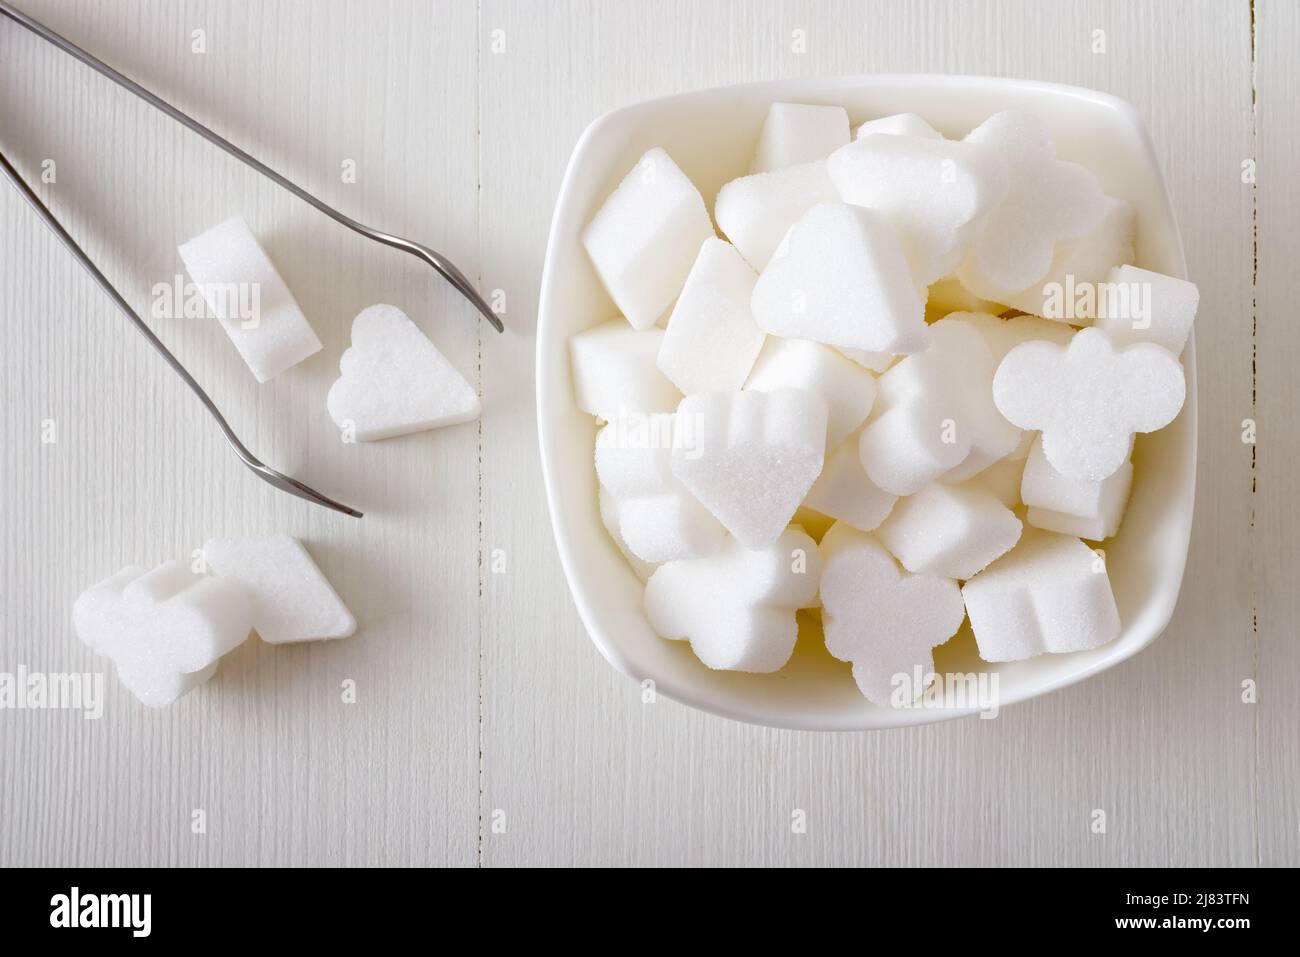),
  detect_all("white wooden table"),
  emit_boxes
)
[1,0,1294,867]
